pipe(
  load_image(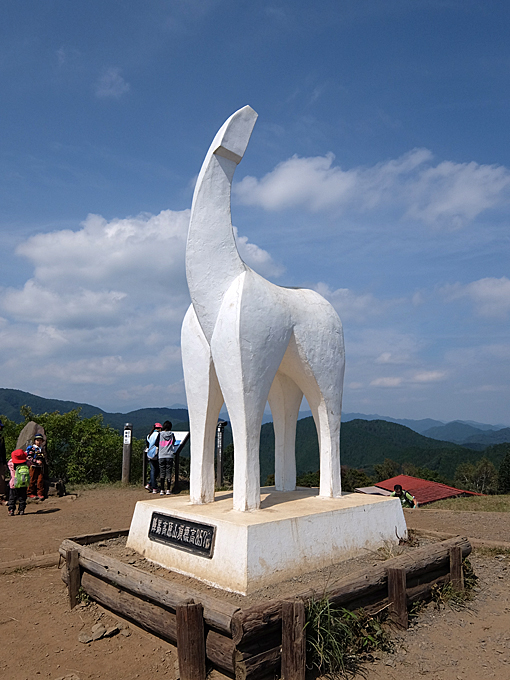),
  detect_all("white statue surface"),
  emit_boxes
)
[182,105,345,512]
